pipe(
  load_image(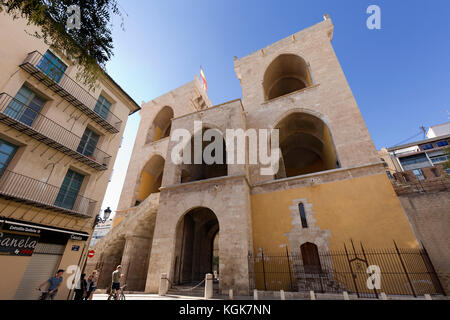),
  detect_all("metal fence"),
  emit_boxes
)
[0,93,111,169]
[20,51,122,133]
[0,169,97,218]
[249,243,446,298]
